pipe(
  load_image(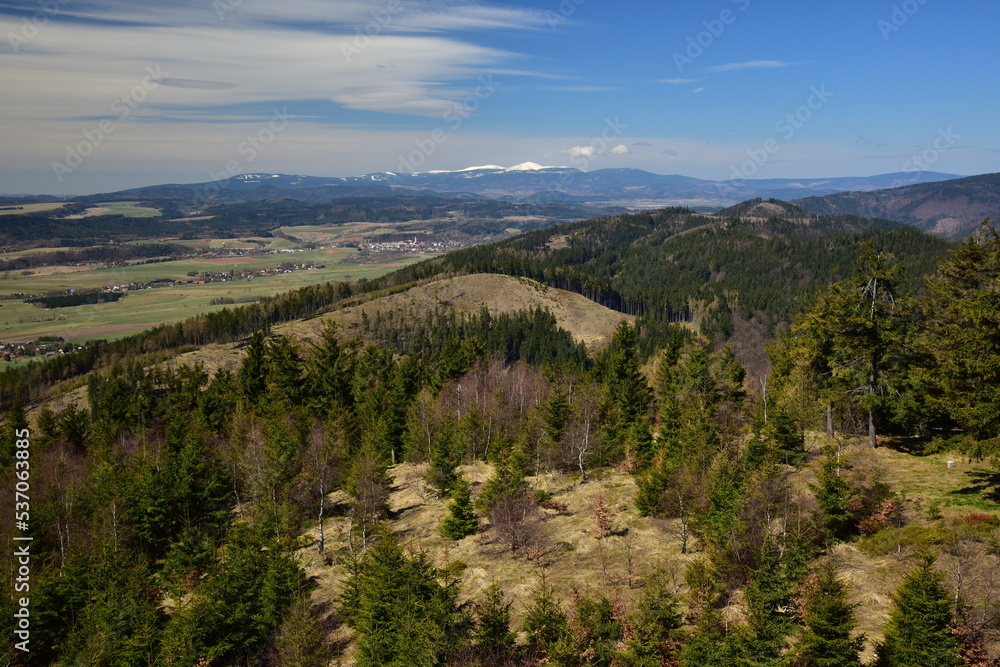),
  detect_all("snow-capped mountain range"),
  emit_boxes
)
[114,166,962,209]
